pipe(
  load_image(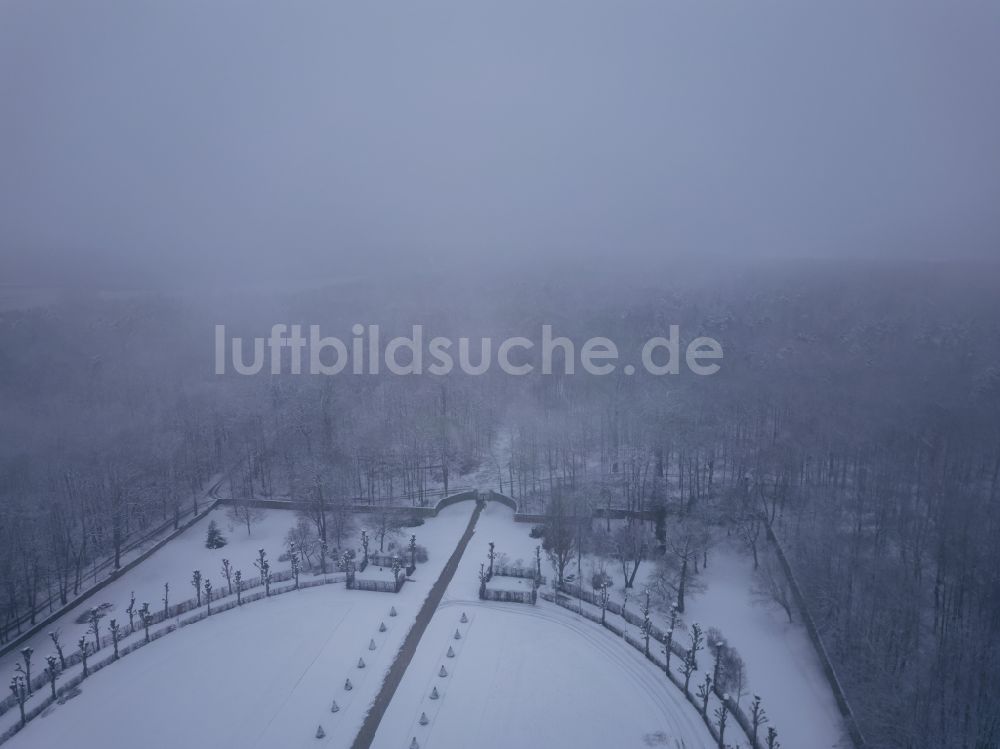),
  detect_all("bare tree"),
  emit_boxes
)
[752,551,795,623]
[611,521,653,589]
[542,492,576,587]
[227,496,263,537]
